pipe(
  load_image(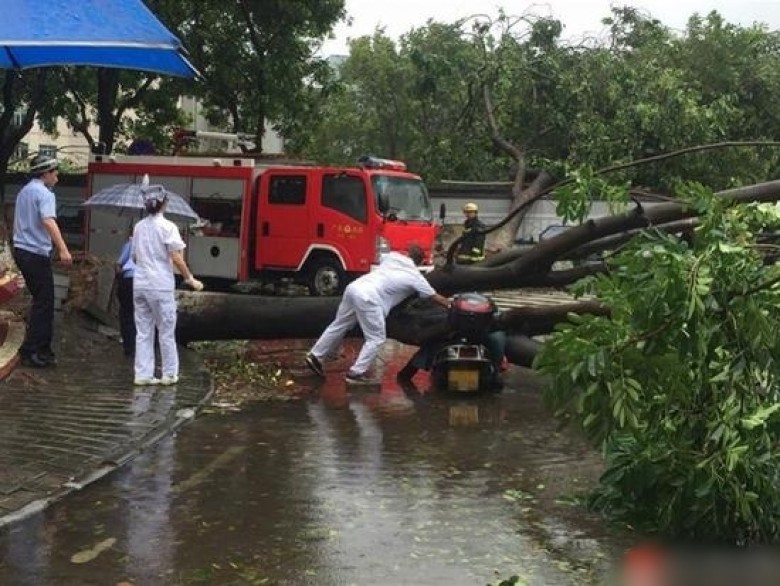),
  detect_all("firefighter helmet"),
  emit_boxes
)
[463,202,478,213]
